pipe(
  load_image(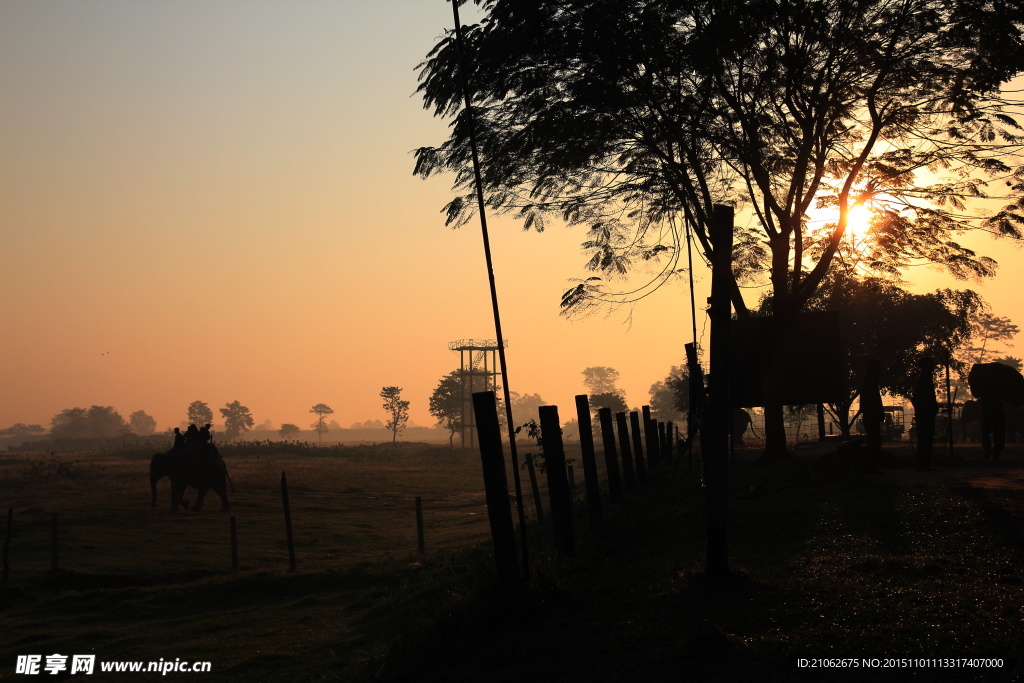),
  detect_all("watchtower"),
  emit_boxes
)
[449,338,507,446]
